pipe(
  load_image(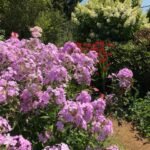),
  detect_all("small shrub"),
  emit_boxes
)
[130,92,150,138]
[109,41,150,96]
[0,29,114,150]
